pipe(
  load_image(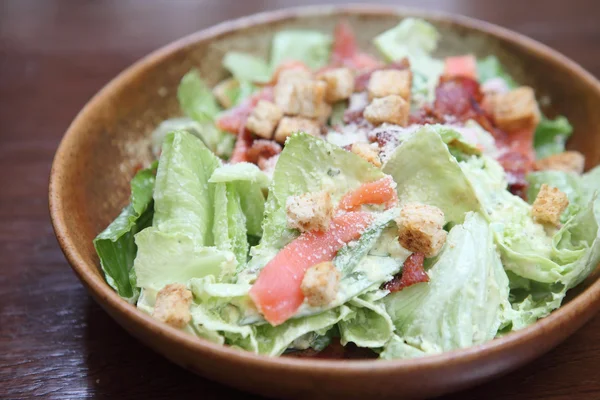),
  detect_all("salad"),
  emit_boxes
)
[94,18,600,359]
